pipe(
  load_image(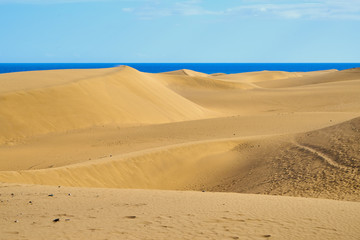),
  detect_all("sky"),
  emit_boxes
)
[0,0,359,63]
